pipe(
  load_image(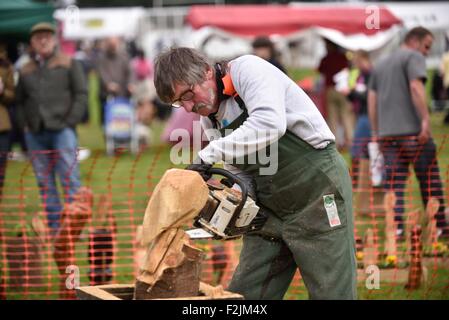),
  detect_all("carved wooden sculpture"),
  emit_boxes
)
[424,197,439,249]
[53,187,93,299]
[88,194,116,286]
[405,225,423,290]
[134,169,209,299]
[363,228,377,269]
[383,191,397,259]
